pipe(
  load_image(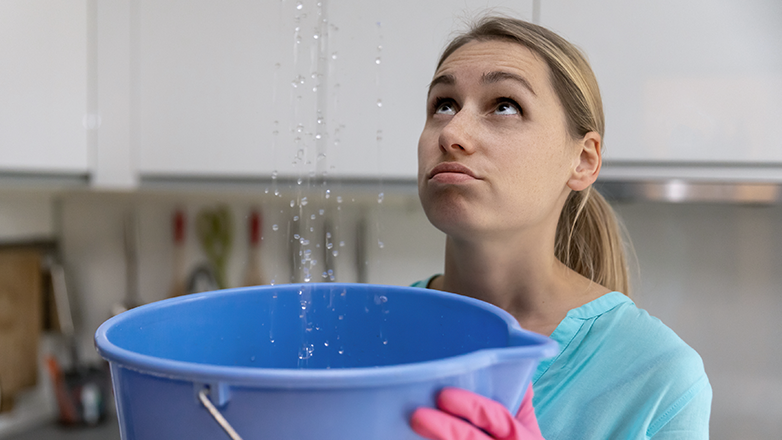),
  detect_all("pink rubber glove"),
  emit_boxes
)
[411,384,544,440]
